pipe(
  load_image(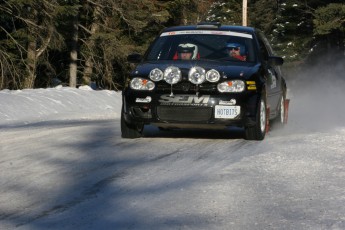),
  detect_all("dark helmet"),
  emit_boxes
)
[226,42,246,55]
